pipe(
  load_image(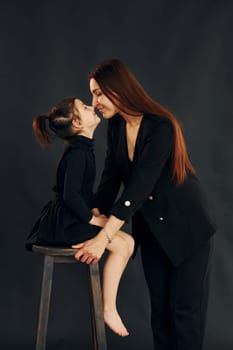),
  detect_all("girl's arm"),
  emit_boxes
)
[91,208,101,216]
[63,149,93,223]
